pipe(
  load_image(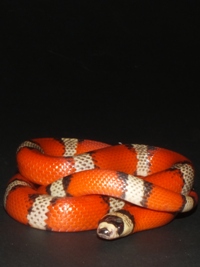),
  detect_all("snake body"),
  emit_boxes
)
[4,138,198,239]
